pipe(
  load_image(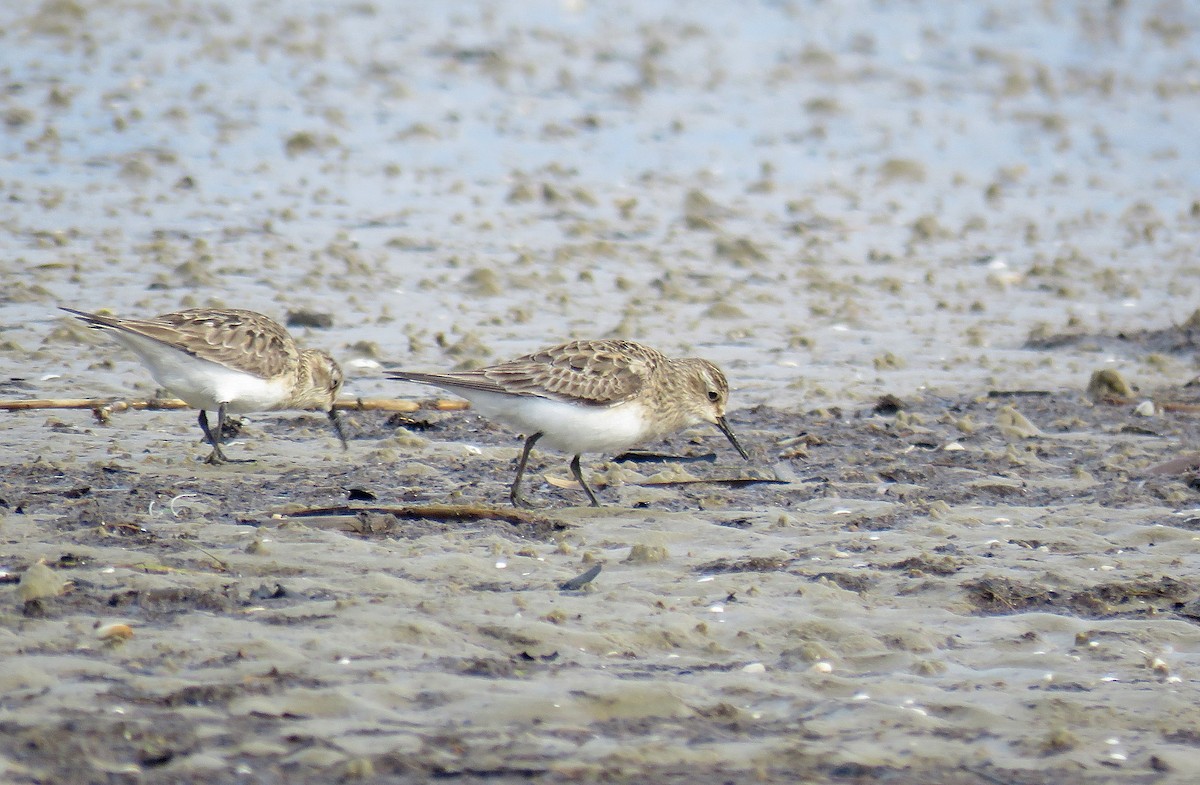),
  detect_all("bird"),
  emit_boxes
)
[387,339,749,507]
[60,306,347,463]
